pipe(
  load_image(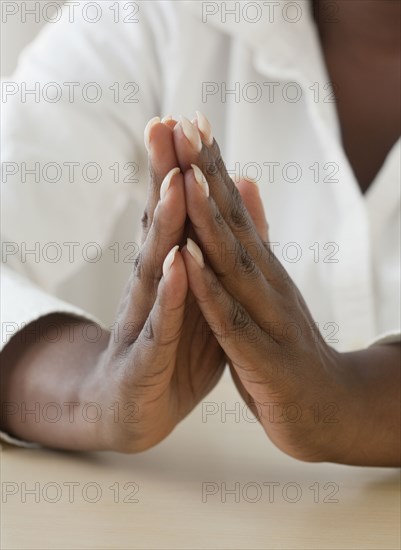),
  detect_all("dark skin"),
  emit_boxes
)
[314,0,401,193]
[1,1,400,464]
